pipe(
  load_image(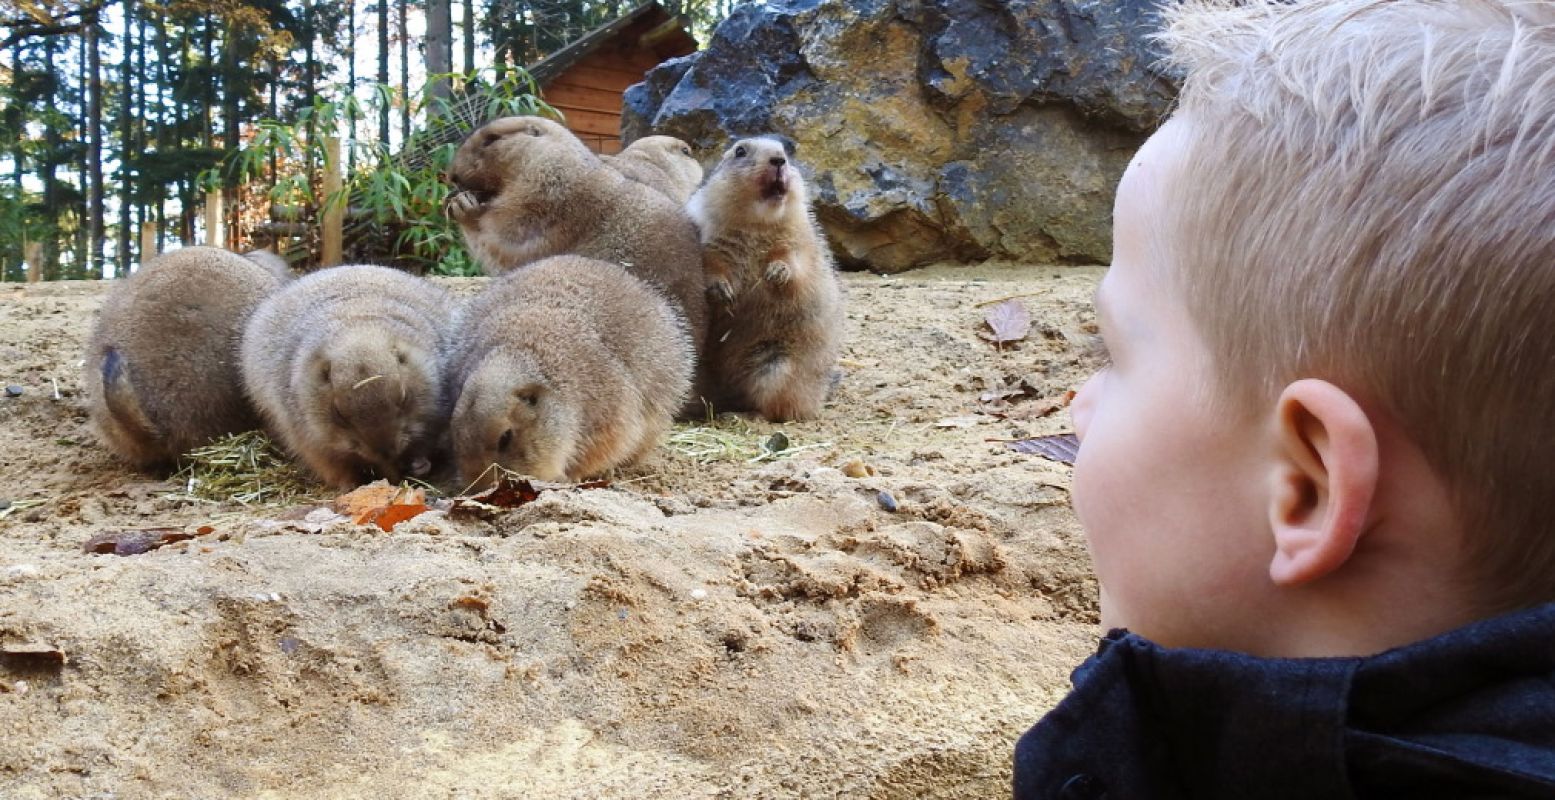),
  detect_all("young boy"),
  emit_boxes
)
[1015,1,1555,796]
